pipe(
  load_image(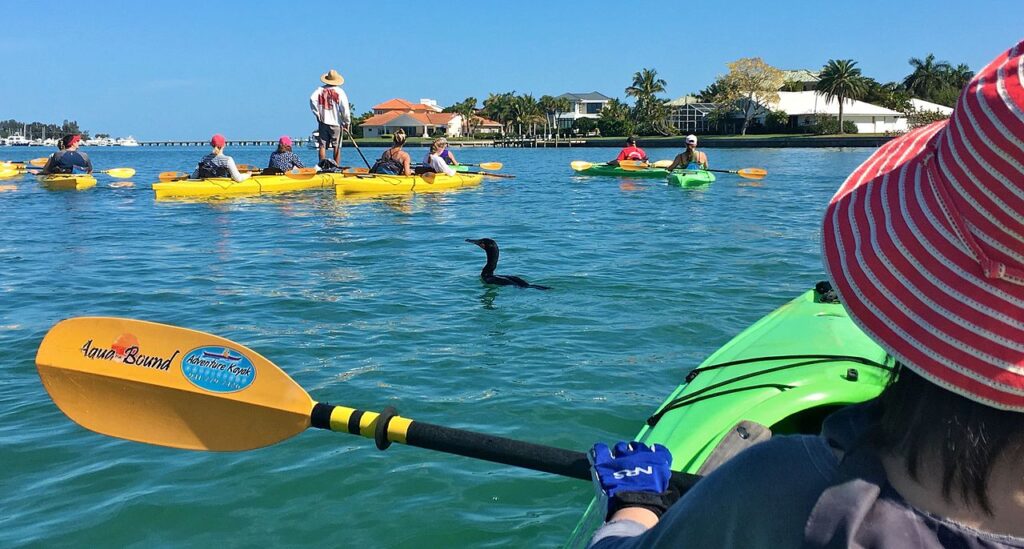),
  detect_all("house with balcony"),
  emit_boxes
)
[556,92,613,129]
